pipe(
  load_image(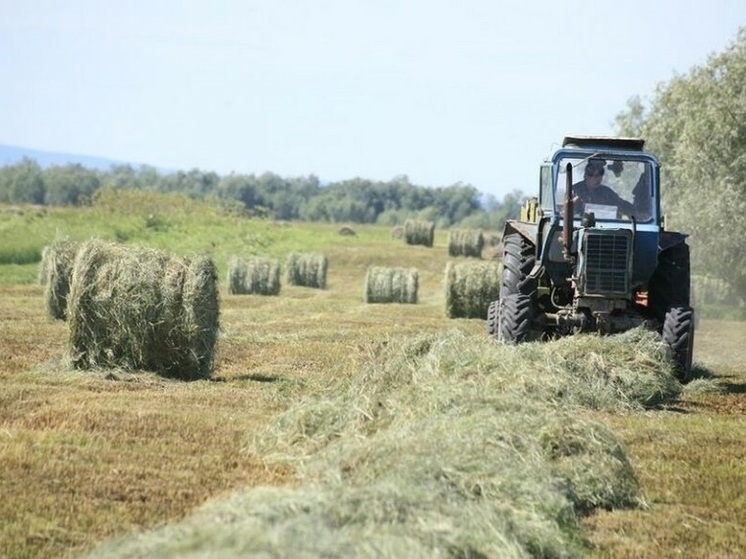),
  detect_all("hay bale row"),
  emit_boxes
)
[39,238,81,320]
[227,256,281,296]
[447,229,485,258]
[286,252,328,289]
[444,260,501,318]
[67,240,219,380]
[403,219,435,248]
[365,266,418,304]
